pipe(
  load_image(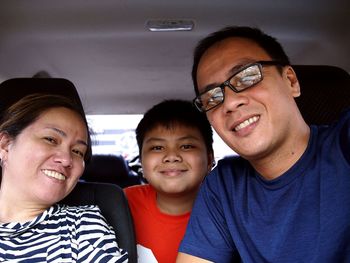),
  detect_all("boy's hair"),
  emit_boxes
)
[192,26,291,95]
[136,99,213,157]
